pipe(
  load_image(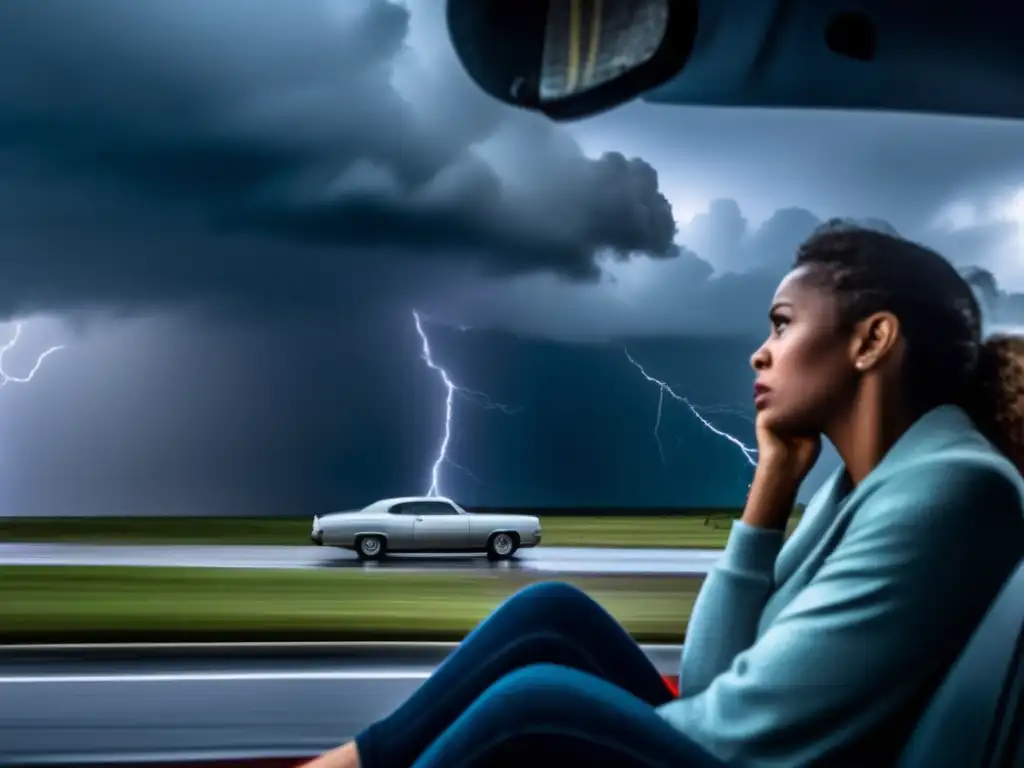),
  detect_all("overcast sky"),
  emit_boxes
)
[1,0,1023,515]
